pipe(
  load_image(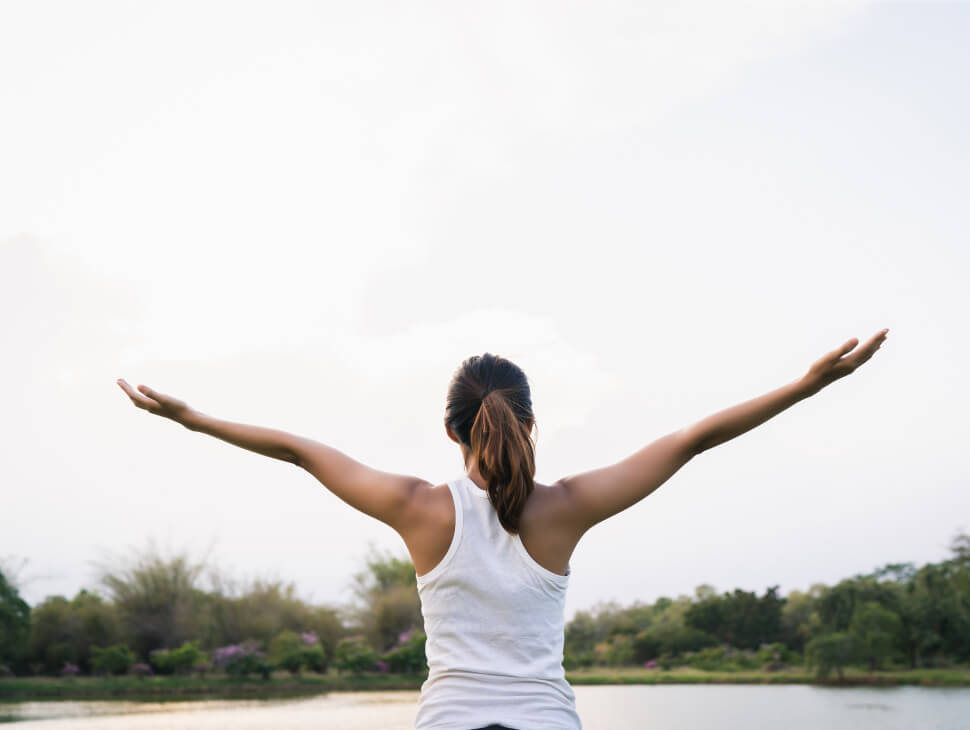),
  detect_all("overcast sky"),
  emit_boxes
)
[2,1,968,623]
